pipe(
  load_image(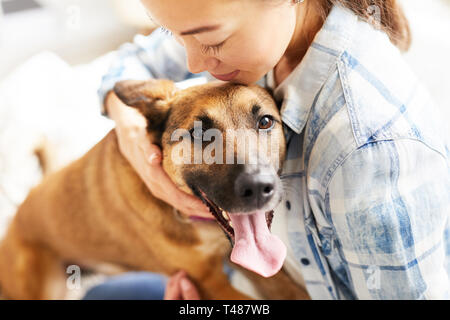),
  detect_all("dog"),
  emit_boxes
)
[0,79,309,300]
